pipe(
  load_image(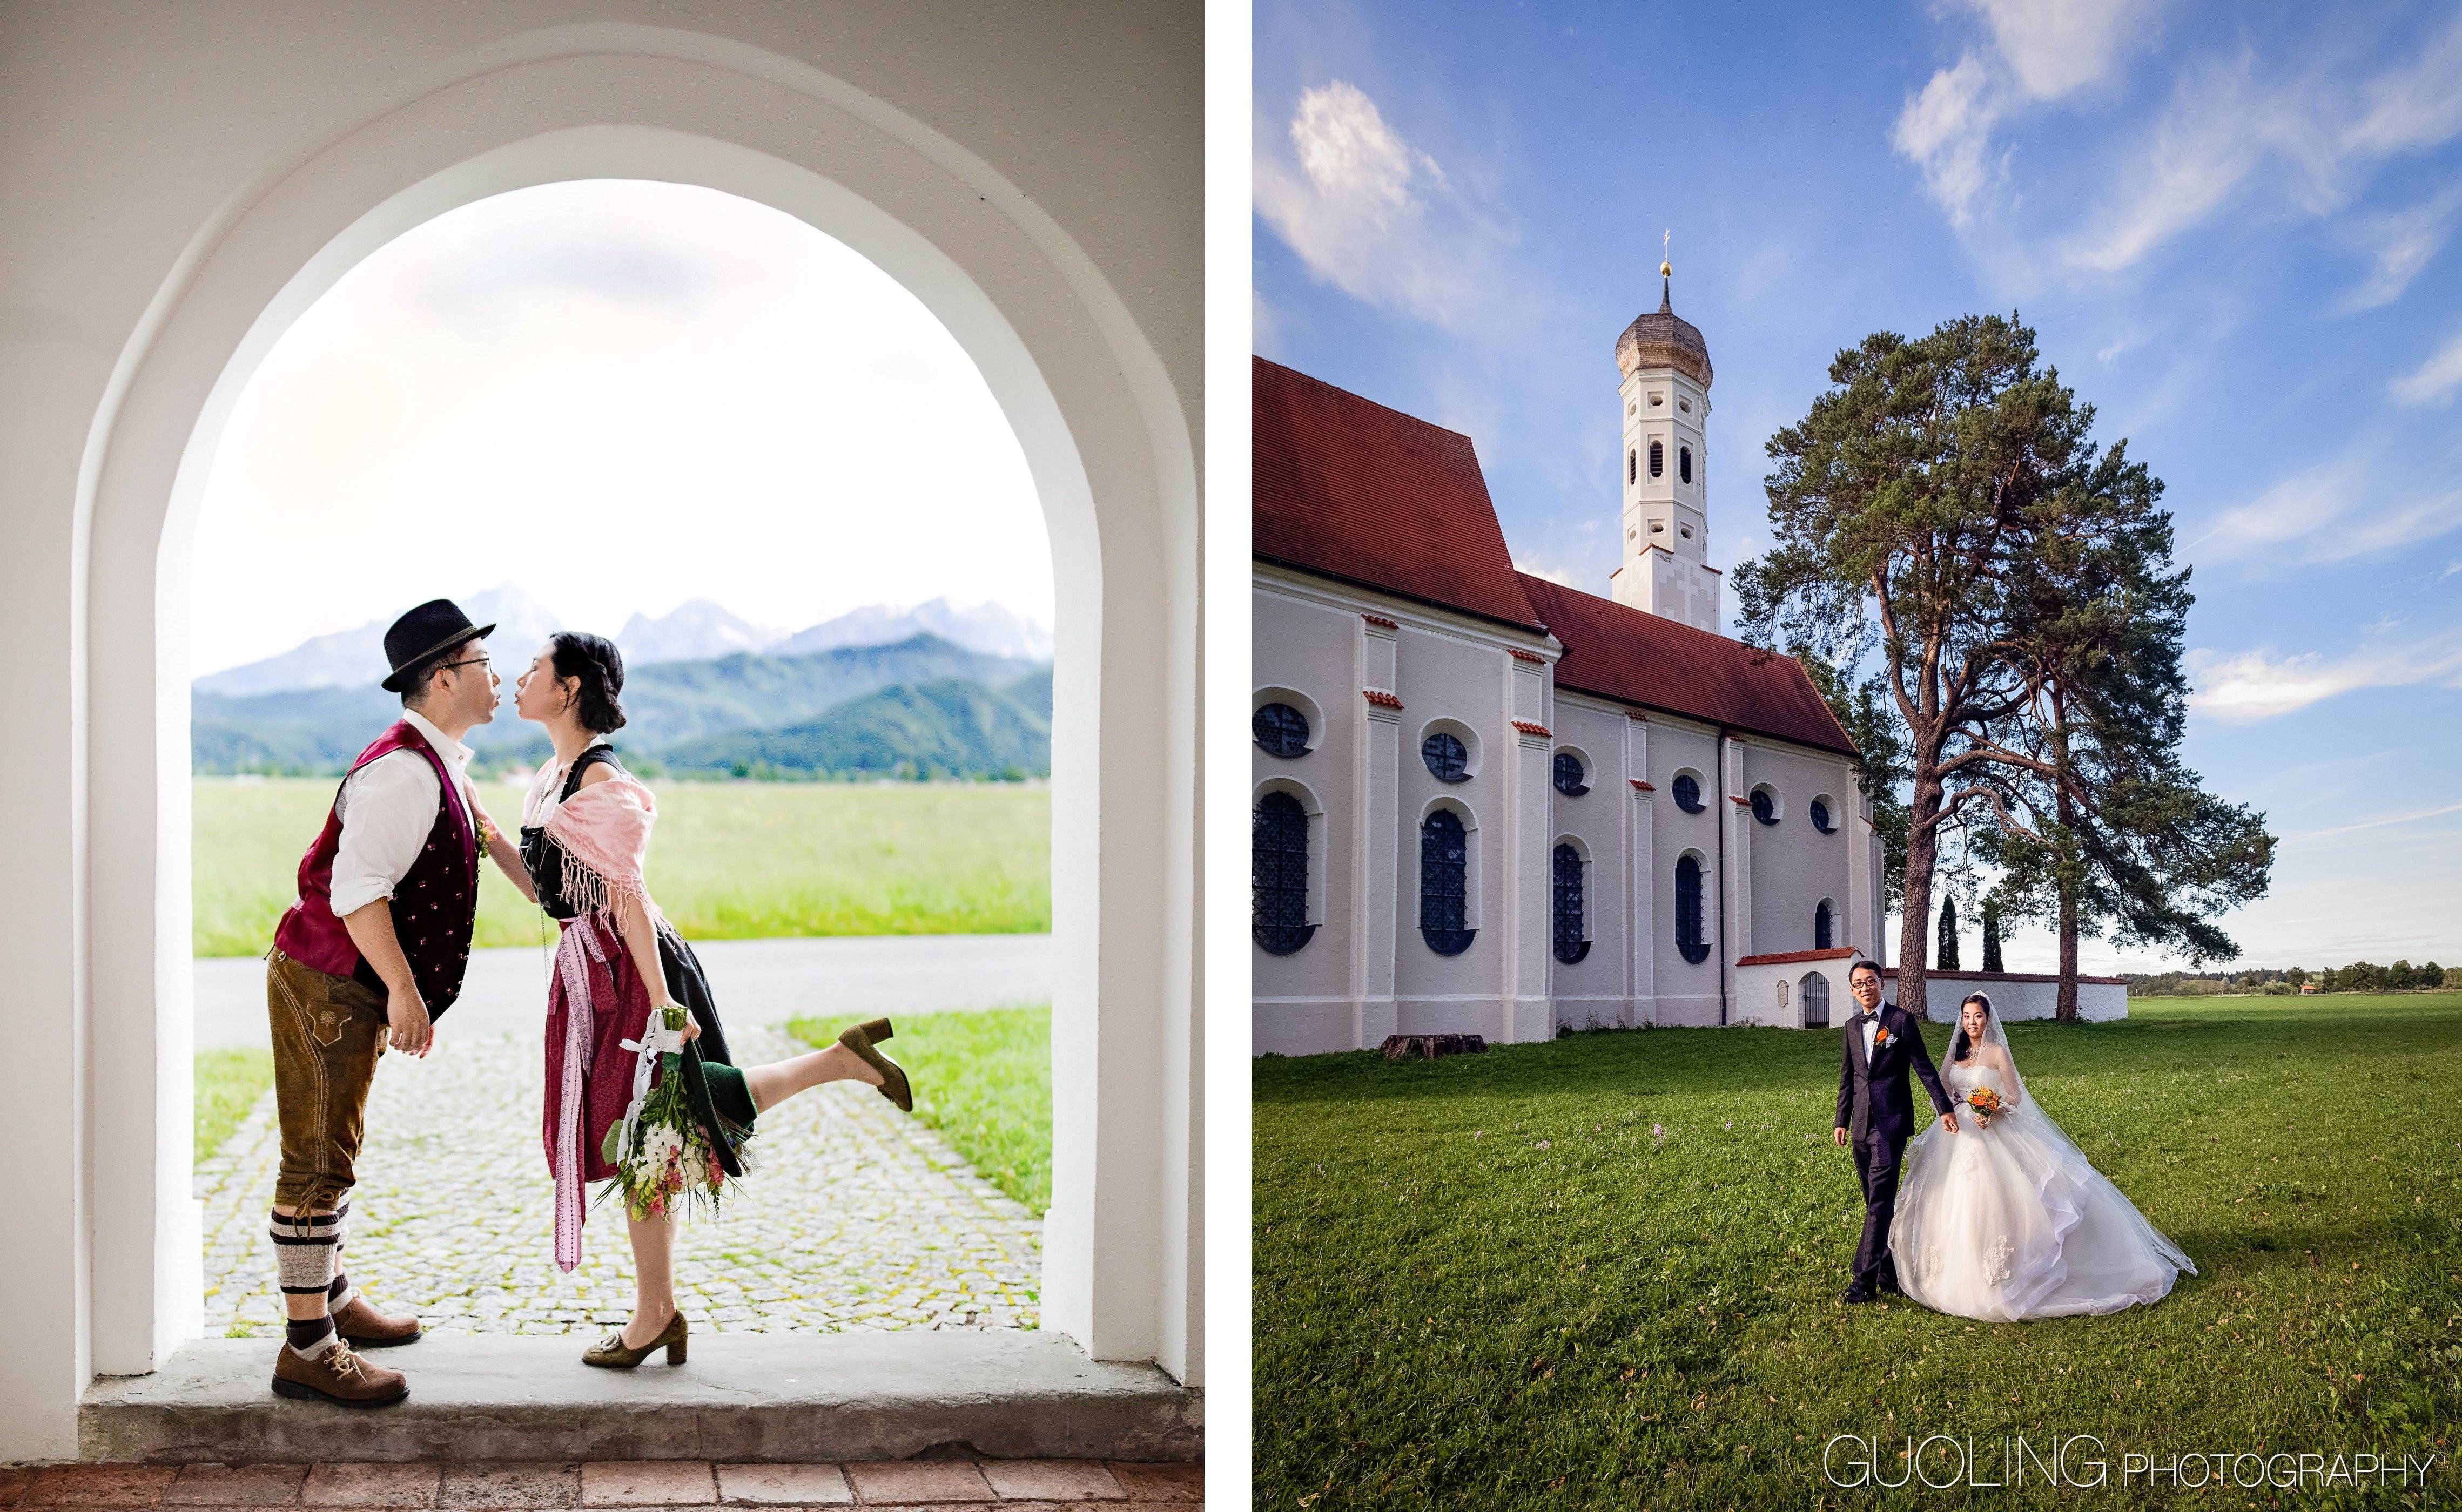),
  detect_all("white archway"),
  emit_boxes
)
[71,30,1196,1415]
